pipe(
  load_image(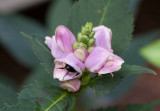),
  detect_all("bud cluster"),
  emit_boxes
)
[72,22,96,53]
